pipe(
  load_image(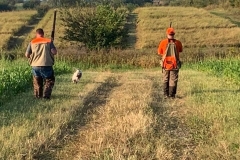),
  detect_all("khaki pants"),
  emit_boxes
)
[162,69,179,97]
